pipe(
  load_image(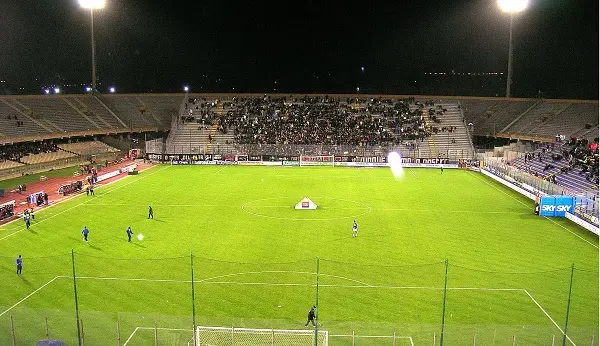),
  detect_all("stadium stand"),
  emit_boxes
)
[19,150,77,165]
[58,141,120,156]
[460,98,538,136]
